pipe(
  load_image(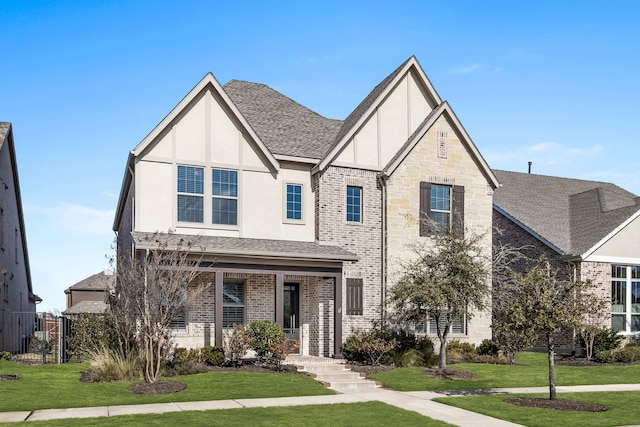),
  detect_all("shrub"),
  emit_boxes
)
[0,351,12,361]
[476,339,499,356]
[593,328,623,354]
[594,349,616,363]
[201,346,225,366]
[270,336,299,370]
[247,320,285,360]
[85,347,141,382]
[67,313,120,361]
[342,328,397,365]
[616,342,640,363]
[388,348,425,367]
[224,324,251,367]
